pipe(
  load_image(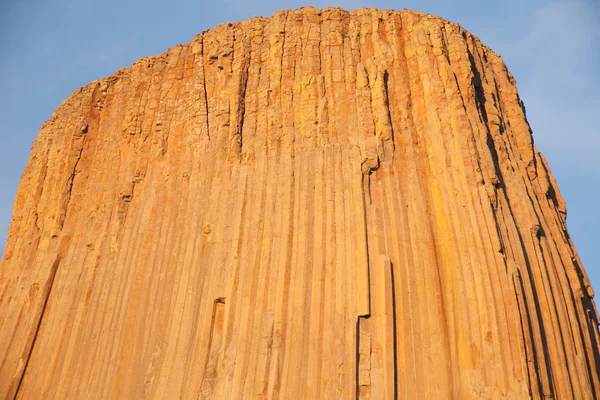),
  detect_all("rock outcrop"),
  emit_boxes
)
[1,7,598,399]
